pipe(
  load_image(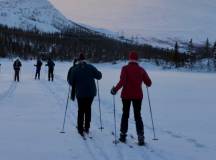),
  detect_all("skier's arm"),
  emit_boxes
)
[67,67,74,86]
[142,69,152,87]
[114,67,126,92]
[91,65,102,80]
